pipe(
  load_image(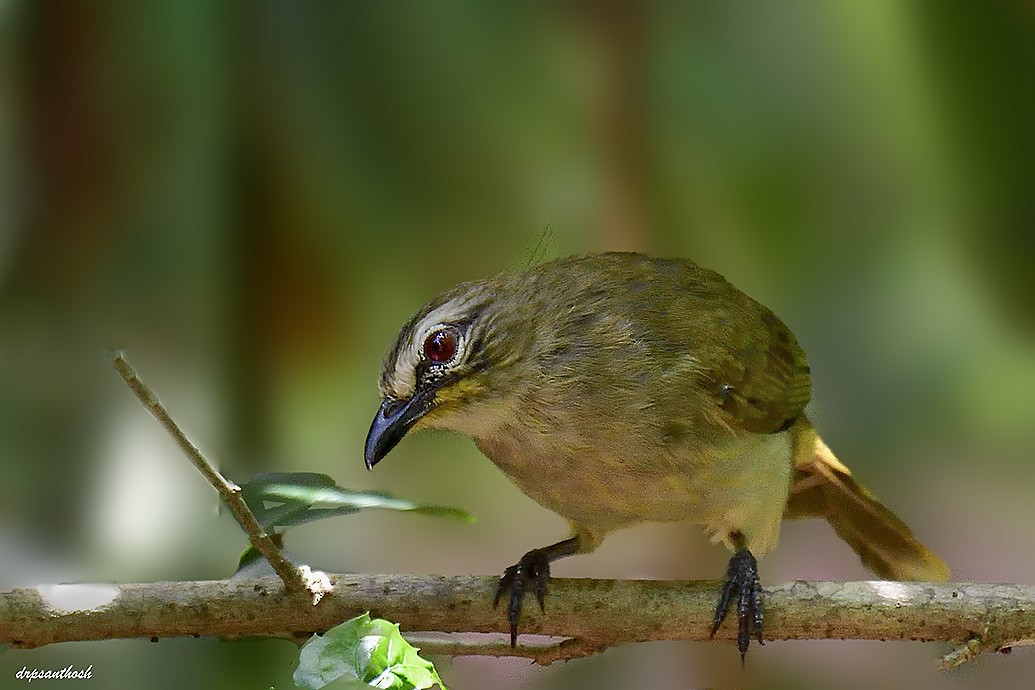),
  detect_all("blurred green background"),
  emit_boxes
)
[1,1,1033,688]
